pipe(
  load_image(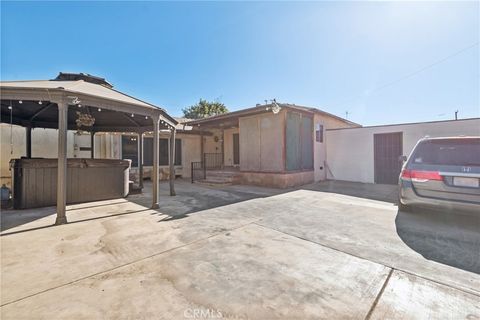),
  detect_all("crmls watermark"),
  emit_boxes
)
[183,308,223,319]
